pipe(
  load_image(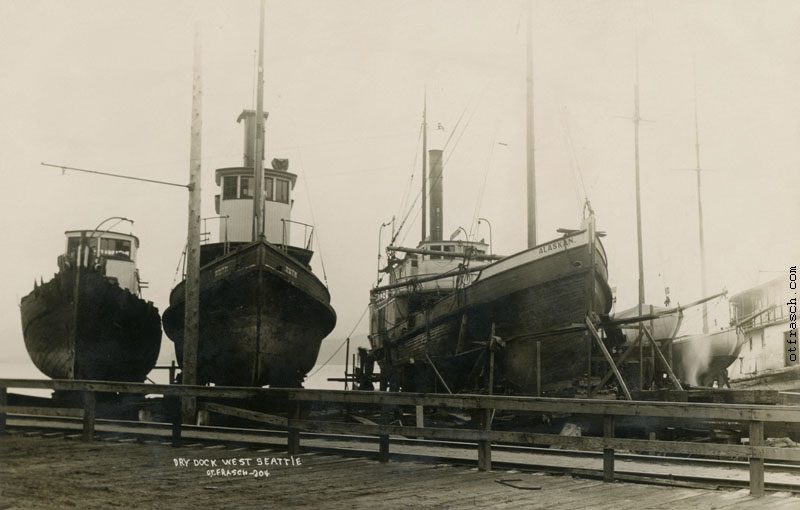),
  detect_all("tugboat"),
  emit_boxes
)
[161,109,336,388]
[20,219,162,382]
